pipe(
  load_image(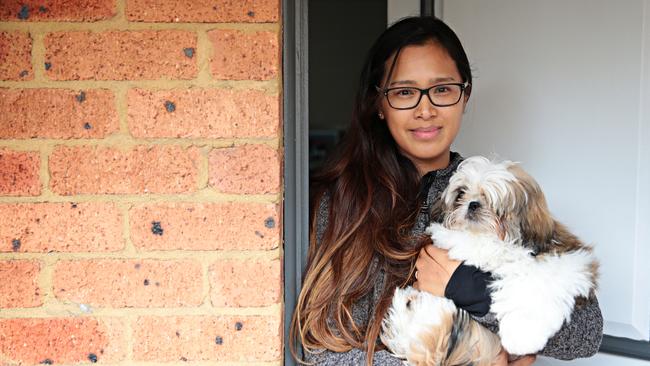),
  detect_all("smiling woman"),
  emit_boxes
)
[289,14,602,366]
